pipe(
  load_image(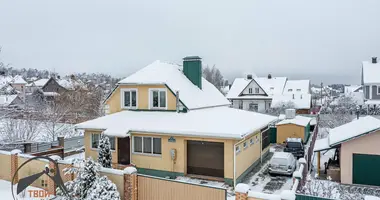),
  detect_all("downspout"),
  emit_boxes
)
[233,142,236,188]
[176,90,180,112]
